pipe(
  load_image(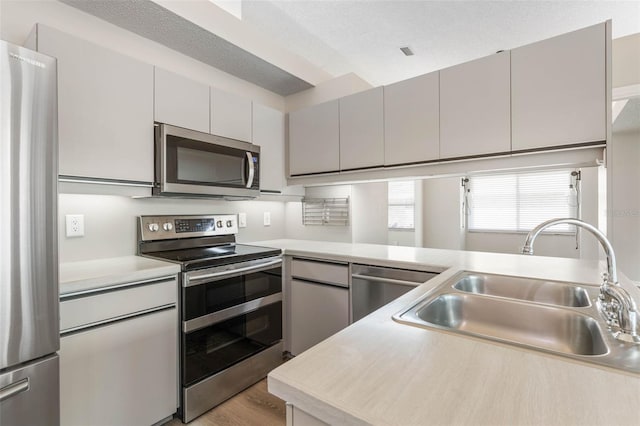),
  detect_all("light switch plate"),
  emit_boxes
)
[263,211,271,226]
[238,212,247,228]
[66,214,85,237]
